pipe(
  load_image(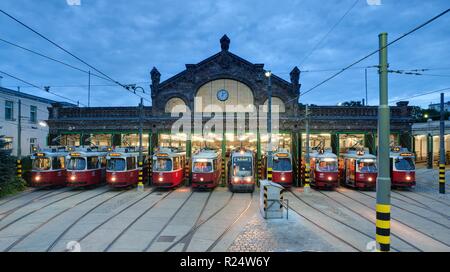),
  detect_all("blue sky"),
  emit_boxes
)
[0,0,449,107]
